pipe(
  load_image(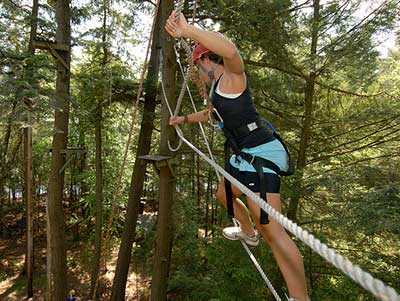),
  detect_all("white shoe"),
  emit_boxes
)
[222,226,259,246]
